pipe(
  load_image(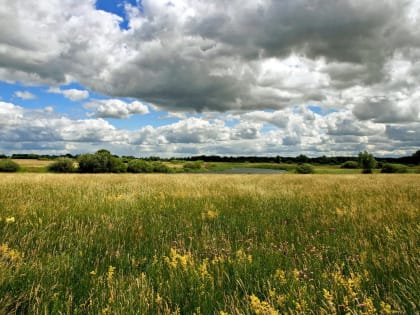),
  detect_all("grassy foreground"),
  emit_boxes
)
[0,174,419,314]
